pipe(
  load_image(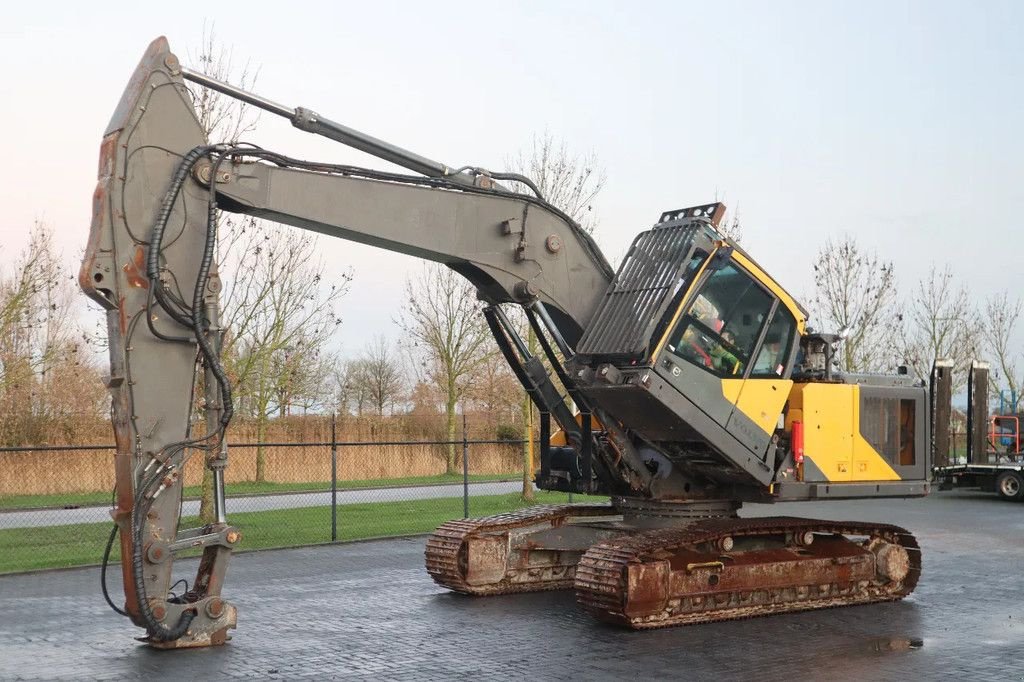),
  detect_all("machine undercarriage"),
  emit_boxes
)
[426,502,919,629]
